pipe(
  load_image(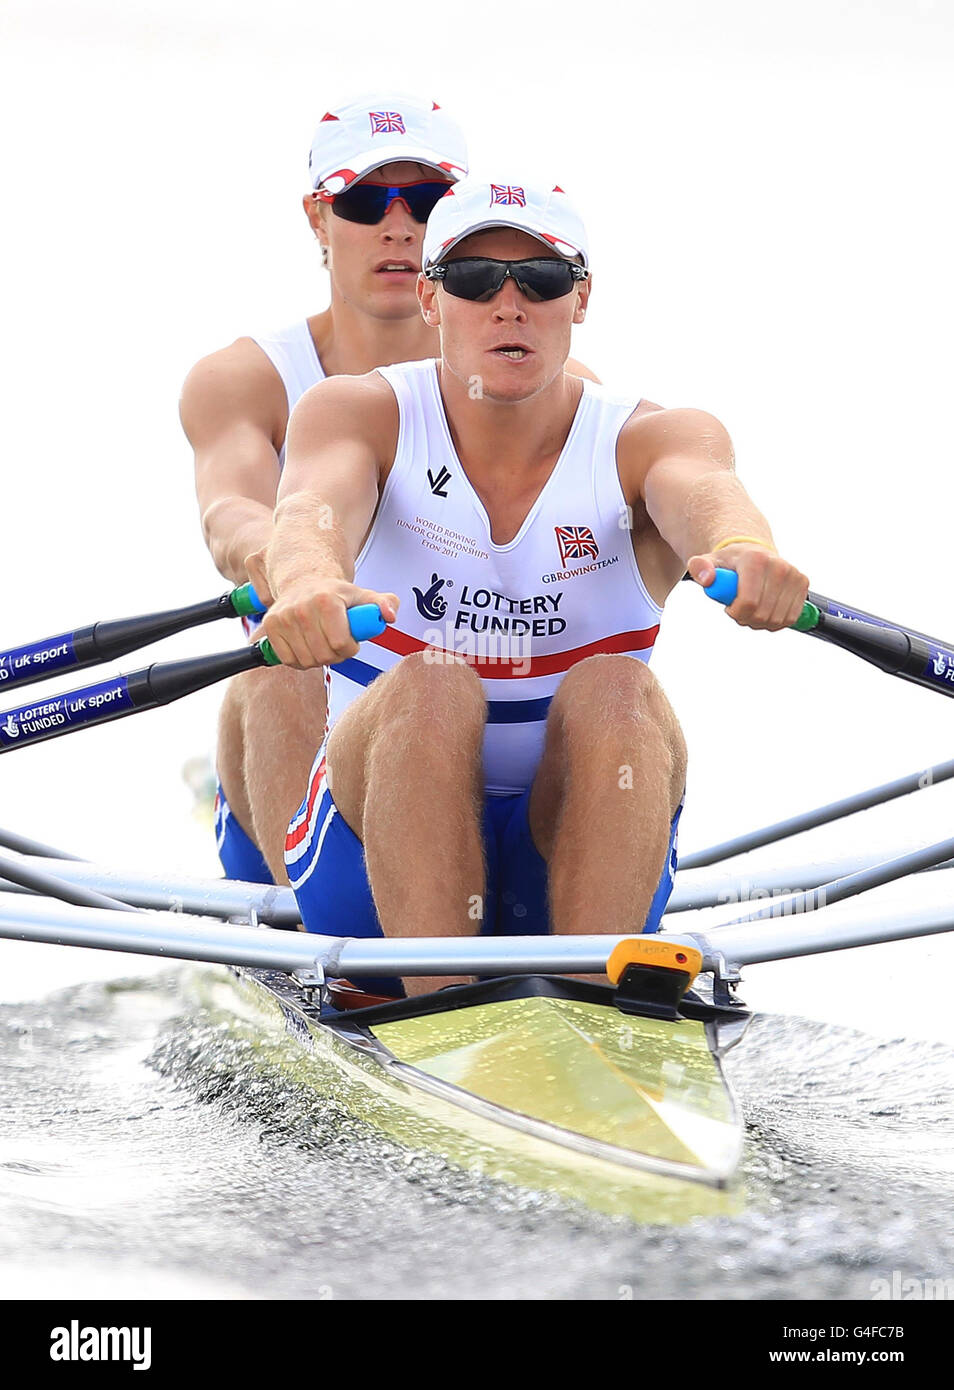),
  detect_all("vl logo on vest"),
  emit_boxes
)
[427,465,452,498]
[412,573,452,621]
